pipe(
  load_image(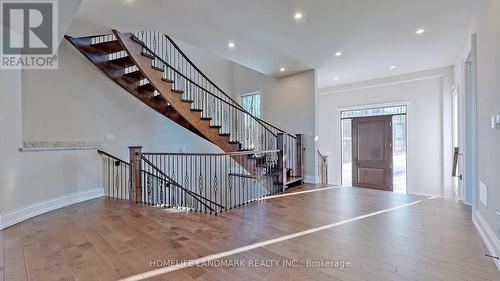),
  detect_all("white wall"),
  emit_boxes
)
[232,64,317,182]
[22,41,220,158]
[317,66,455,198]
[462,0,500,261]
[0,64,104,228]
[1,19,316,228]
[0,20,236,229]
